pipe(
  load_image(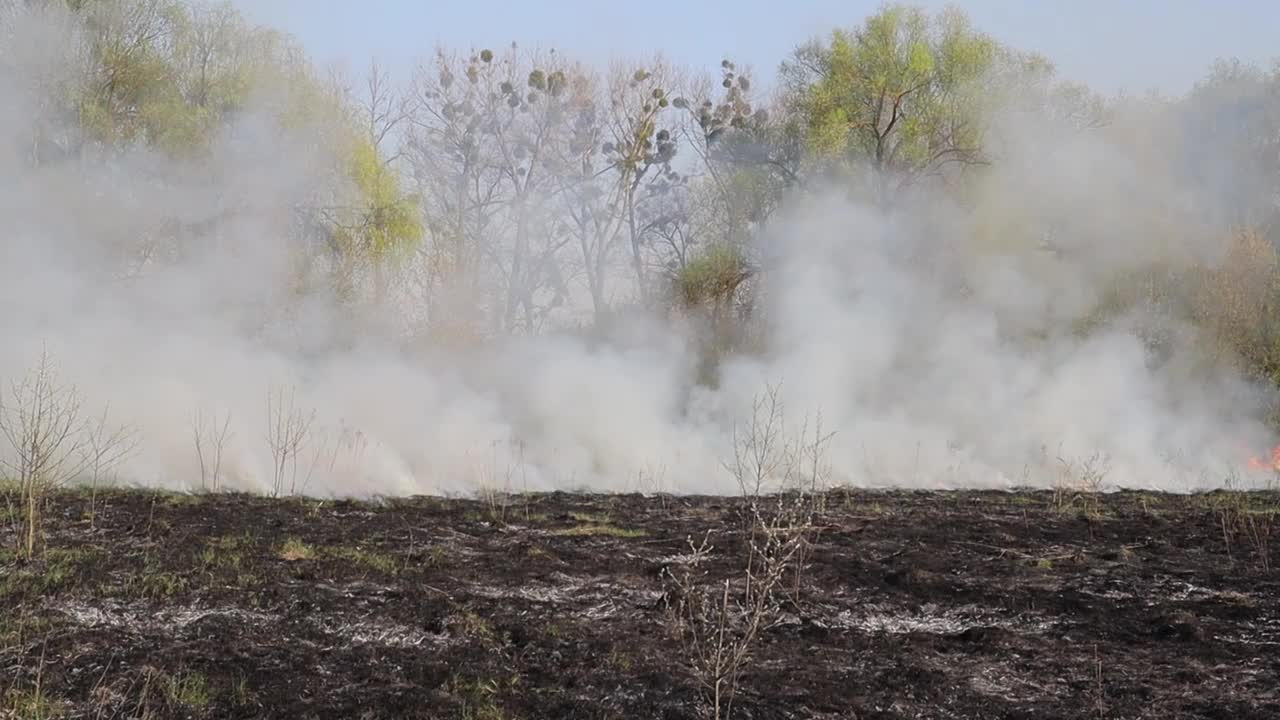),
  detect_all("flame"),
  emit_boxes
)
[1248,445,1280,472]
